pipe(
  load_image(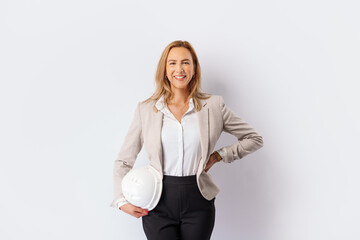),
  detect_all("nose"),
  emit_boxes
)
[175,64,184,73]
